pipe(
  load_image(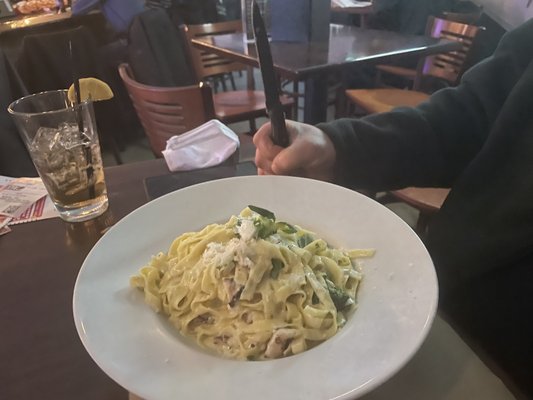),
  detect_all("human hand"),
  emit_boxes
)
[253,120,336,181]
